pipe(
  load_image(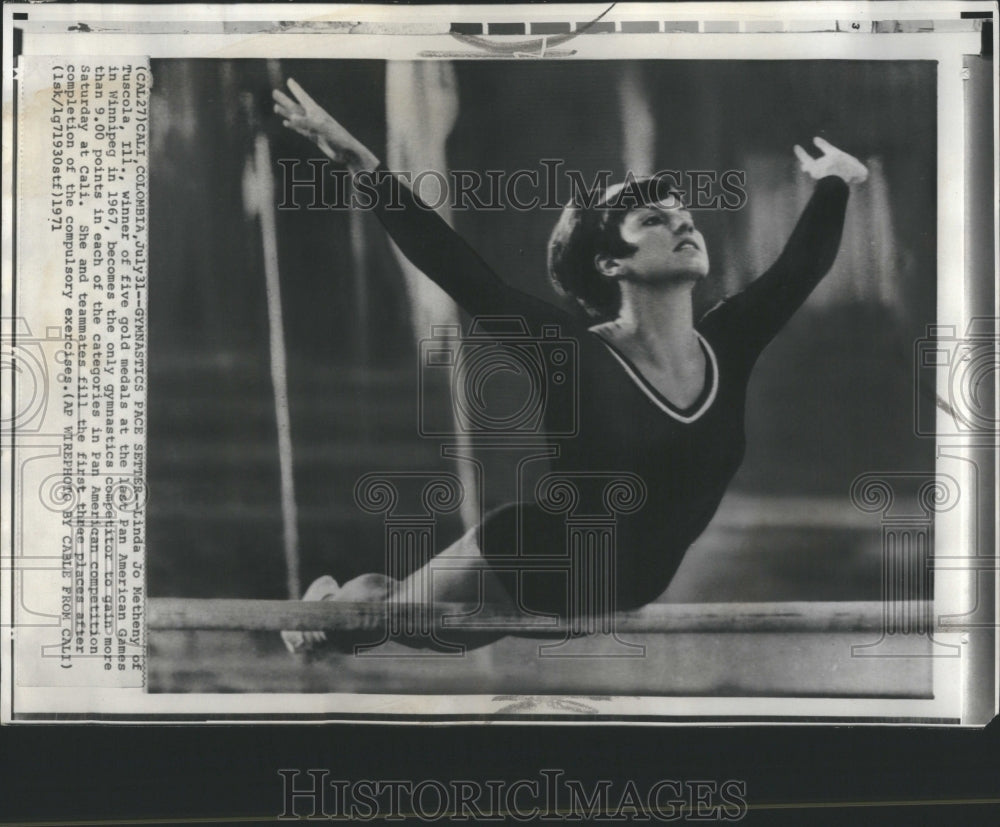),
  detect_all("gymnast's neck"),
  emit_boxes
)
[592,280,701,368]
